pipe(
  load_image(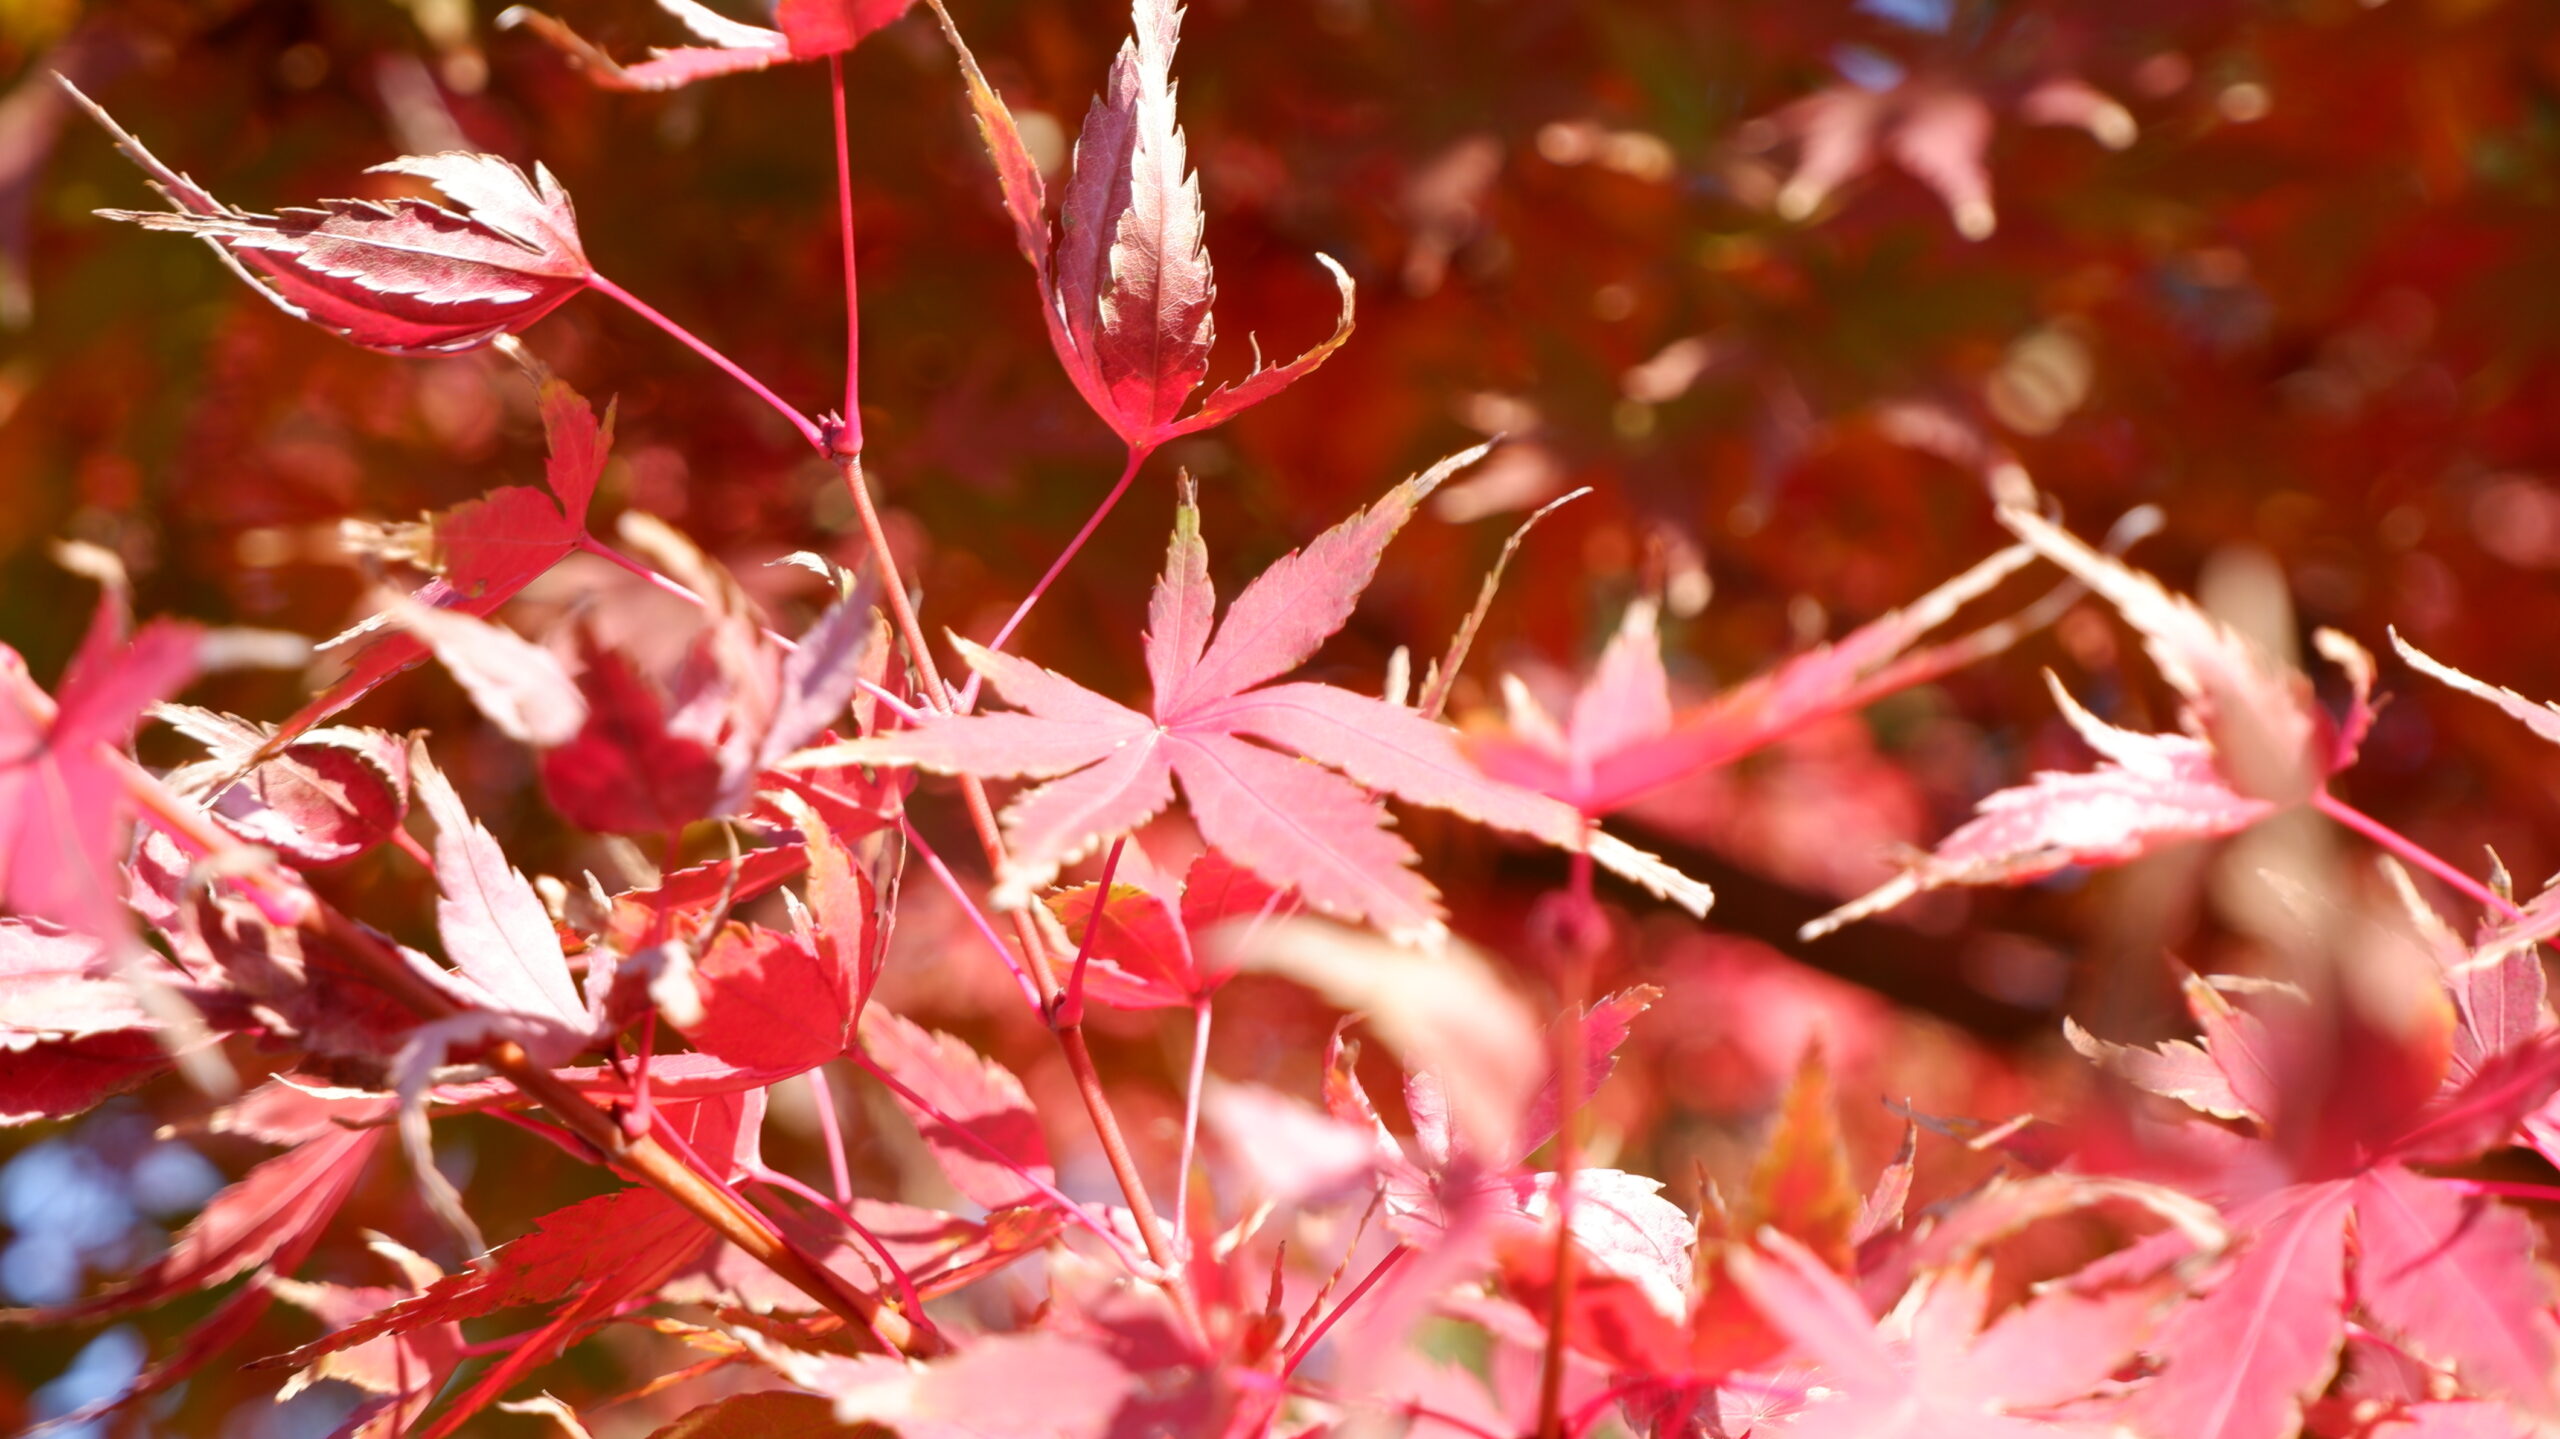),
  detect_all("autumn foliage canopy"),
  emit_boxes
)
[10,0,2560,1437]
